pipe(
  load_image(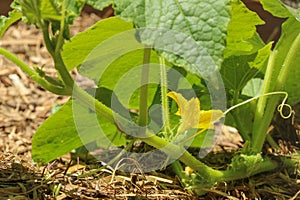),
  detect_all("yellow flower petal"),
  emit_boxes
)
[167,92,200,133]
[199,110,224,129]
[168,91,224,134]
